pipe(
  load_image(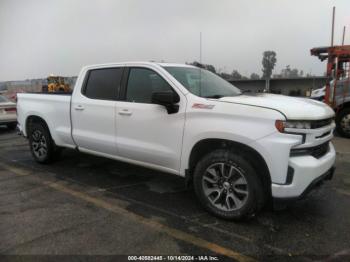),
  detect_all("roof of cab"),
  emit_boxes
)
[82,61,196,71]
